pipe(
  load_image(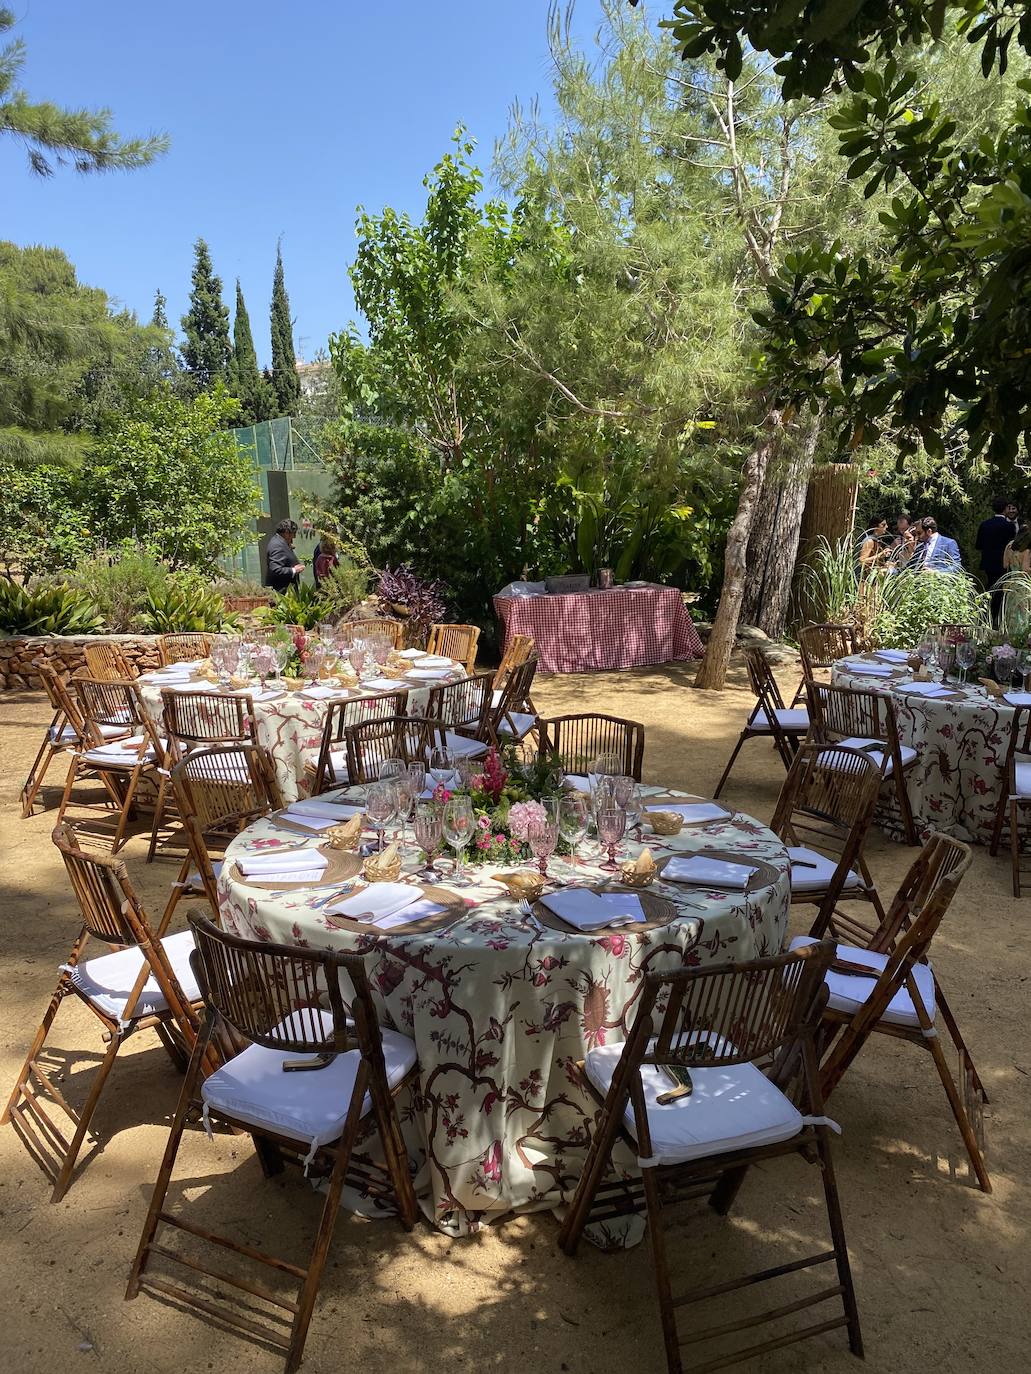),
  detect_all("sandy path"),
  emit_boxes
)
[1,660,1028,1373]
